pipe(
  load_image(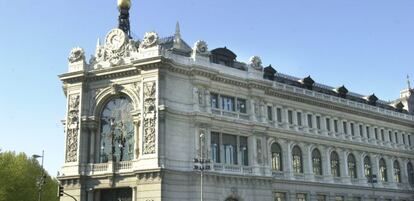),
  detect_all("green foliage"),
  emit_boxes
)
[0,151,59,201]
